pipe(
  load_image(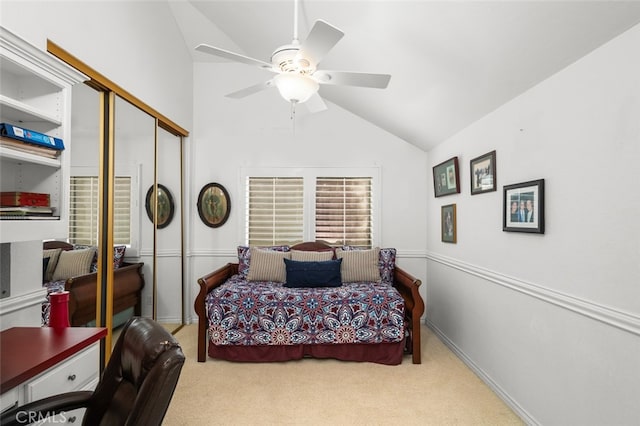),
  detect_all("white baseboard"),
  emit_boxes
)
[426,319,538,425]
